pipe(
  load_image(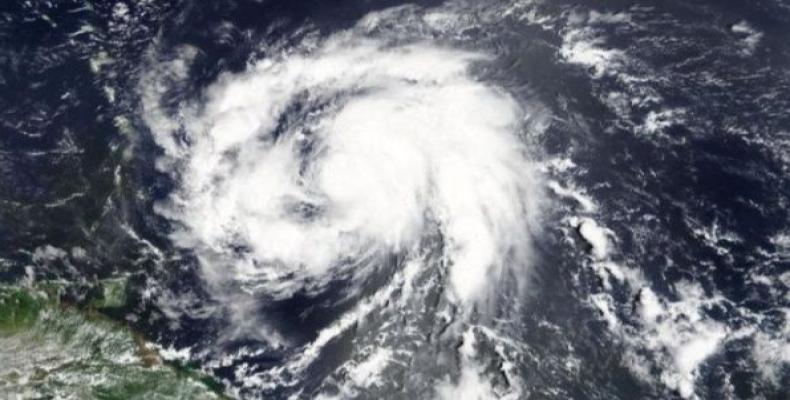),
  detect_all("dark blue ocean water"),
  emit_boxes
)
[1,1,788,399]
